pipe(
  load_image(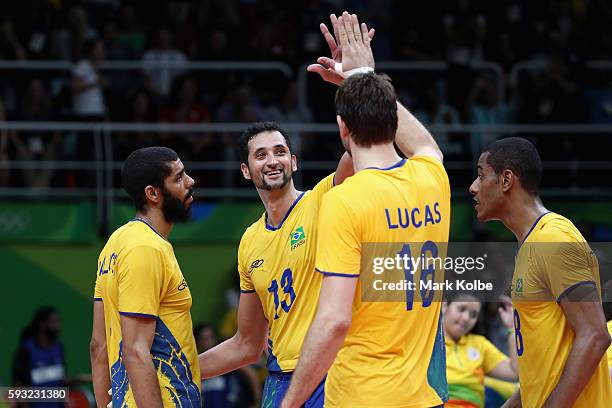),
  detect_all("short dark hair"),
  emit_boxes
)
[483,137,542,195]
[121,147,178,211]
[445,291,482,304]
[335,72,398,147]
[238,121,292,163]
